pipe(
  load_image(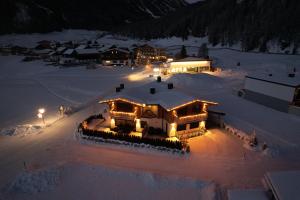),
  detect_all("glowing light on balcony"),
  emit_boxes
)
[200,121,206,129]
[111,118,115,128]
[135,118,142,132]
